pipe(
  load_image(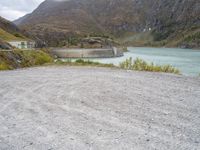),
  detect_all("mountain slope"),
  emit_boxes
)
[0,16,27,40]
[15,0,200,48]
[0,16,29,49]
[0,16,22,35]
